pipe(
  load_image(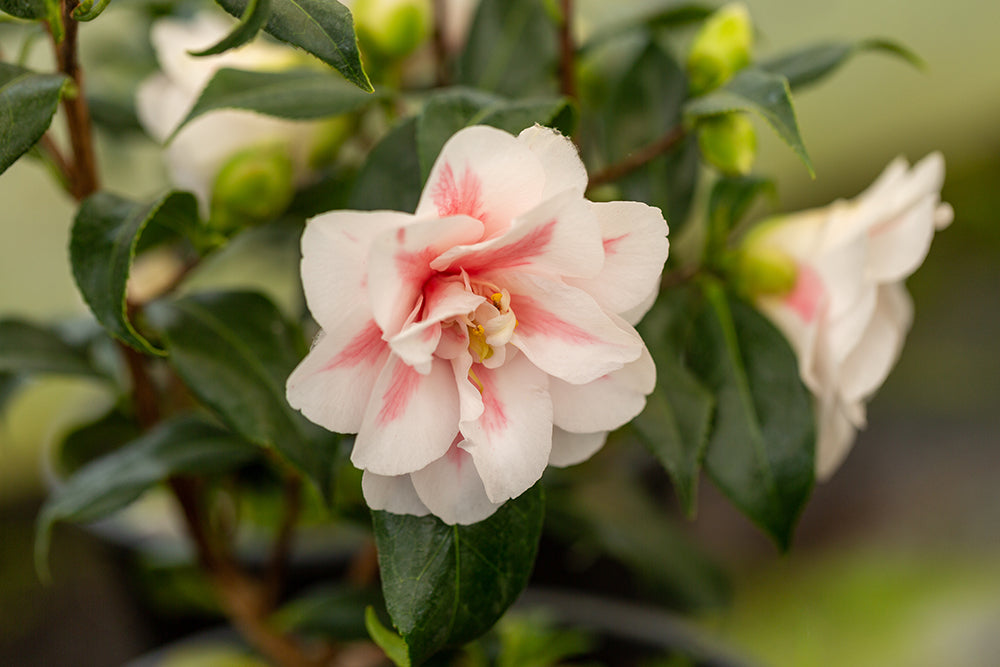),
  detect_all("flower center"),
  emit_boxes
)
[460,277,517,364]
